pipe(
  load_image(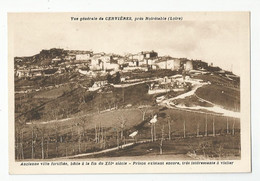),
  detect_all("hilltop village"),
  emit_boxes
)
[15,48,210,78]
